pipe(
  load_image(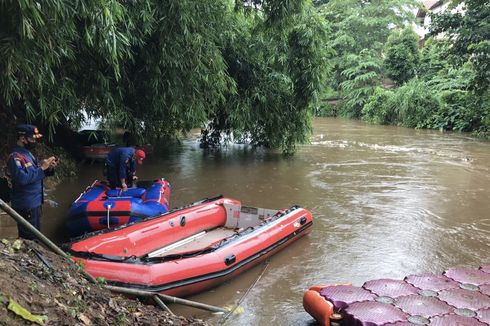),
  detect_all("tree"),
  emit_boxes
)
[384,28,420,85]
[429,0,490,137]
[319,0,417,58]
[418,39,451,81]
[339,49,382,118]
[203,2,332,153]
[0,0,139,136]
[317,0,418,118]
[0,0,330,154]
[430,0,490,92]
